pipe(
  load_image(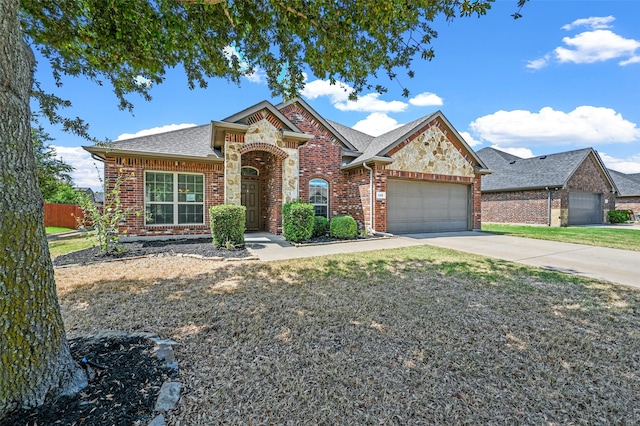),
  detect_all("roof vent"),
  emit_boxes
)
[539,155,547,159]
[509,160,516,164]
